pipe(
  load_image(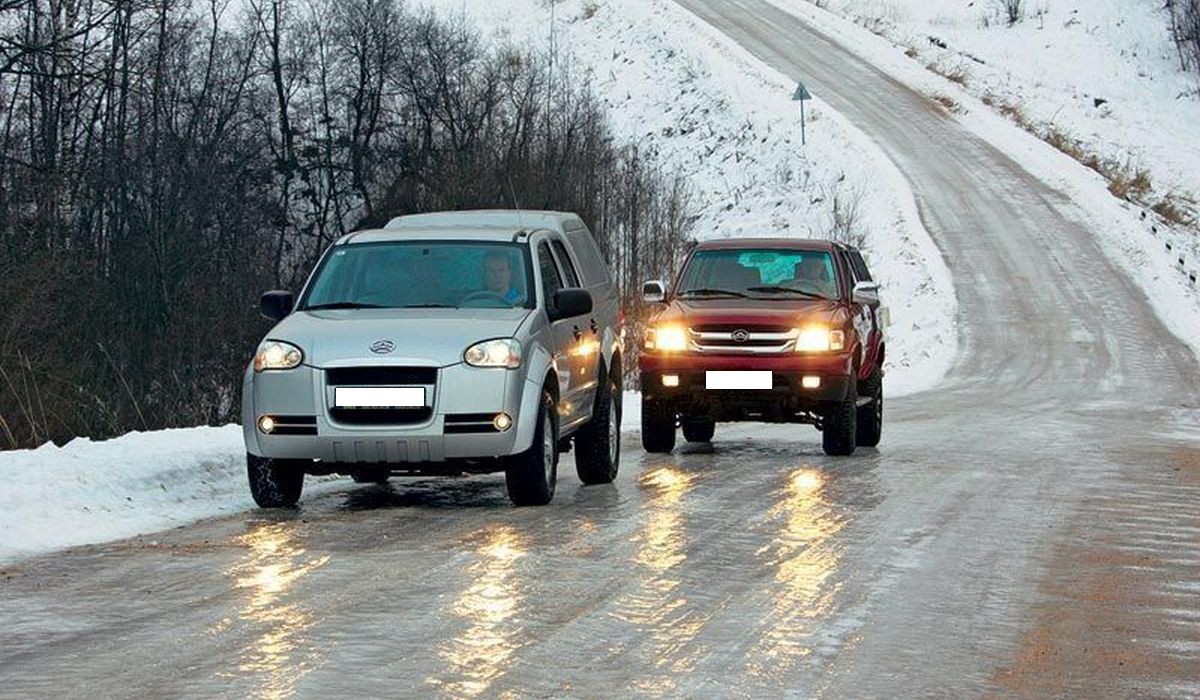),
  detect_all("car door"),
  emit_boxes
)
[844,247,880,375]
[536,239,587,429]
[550,237,600,419]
